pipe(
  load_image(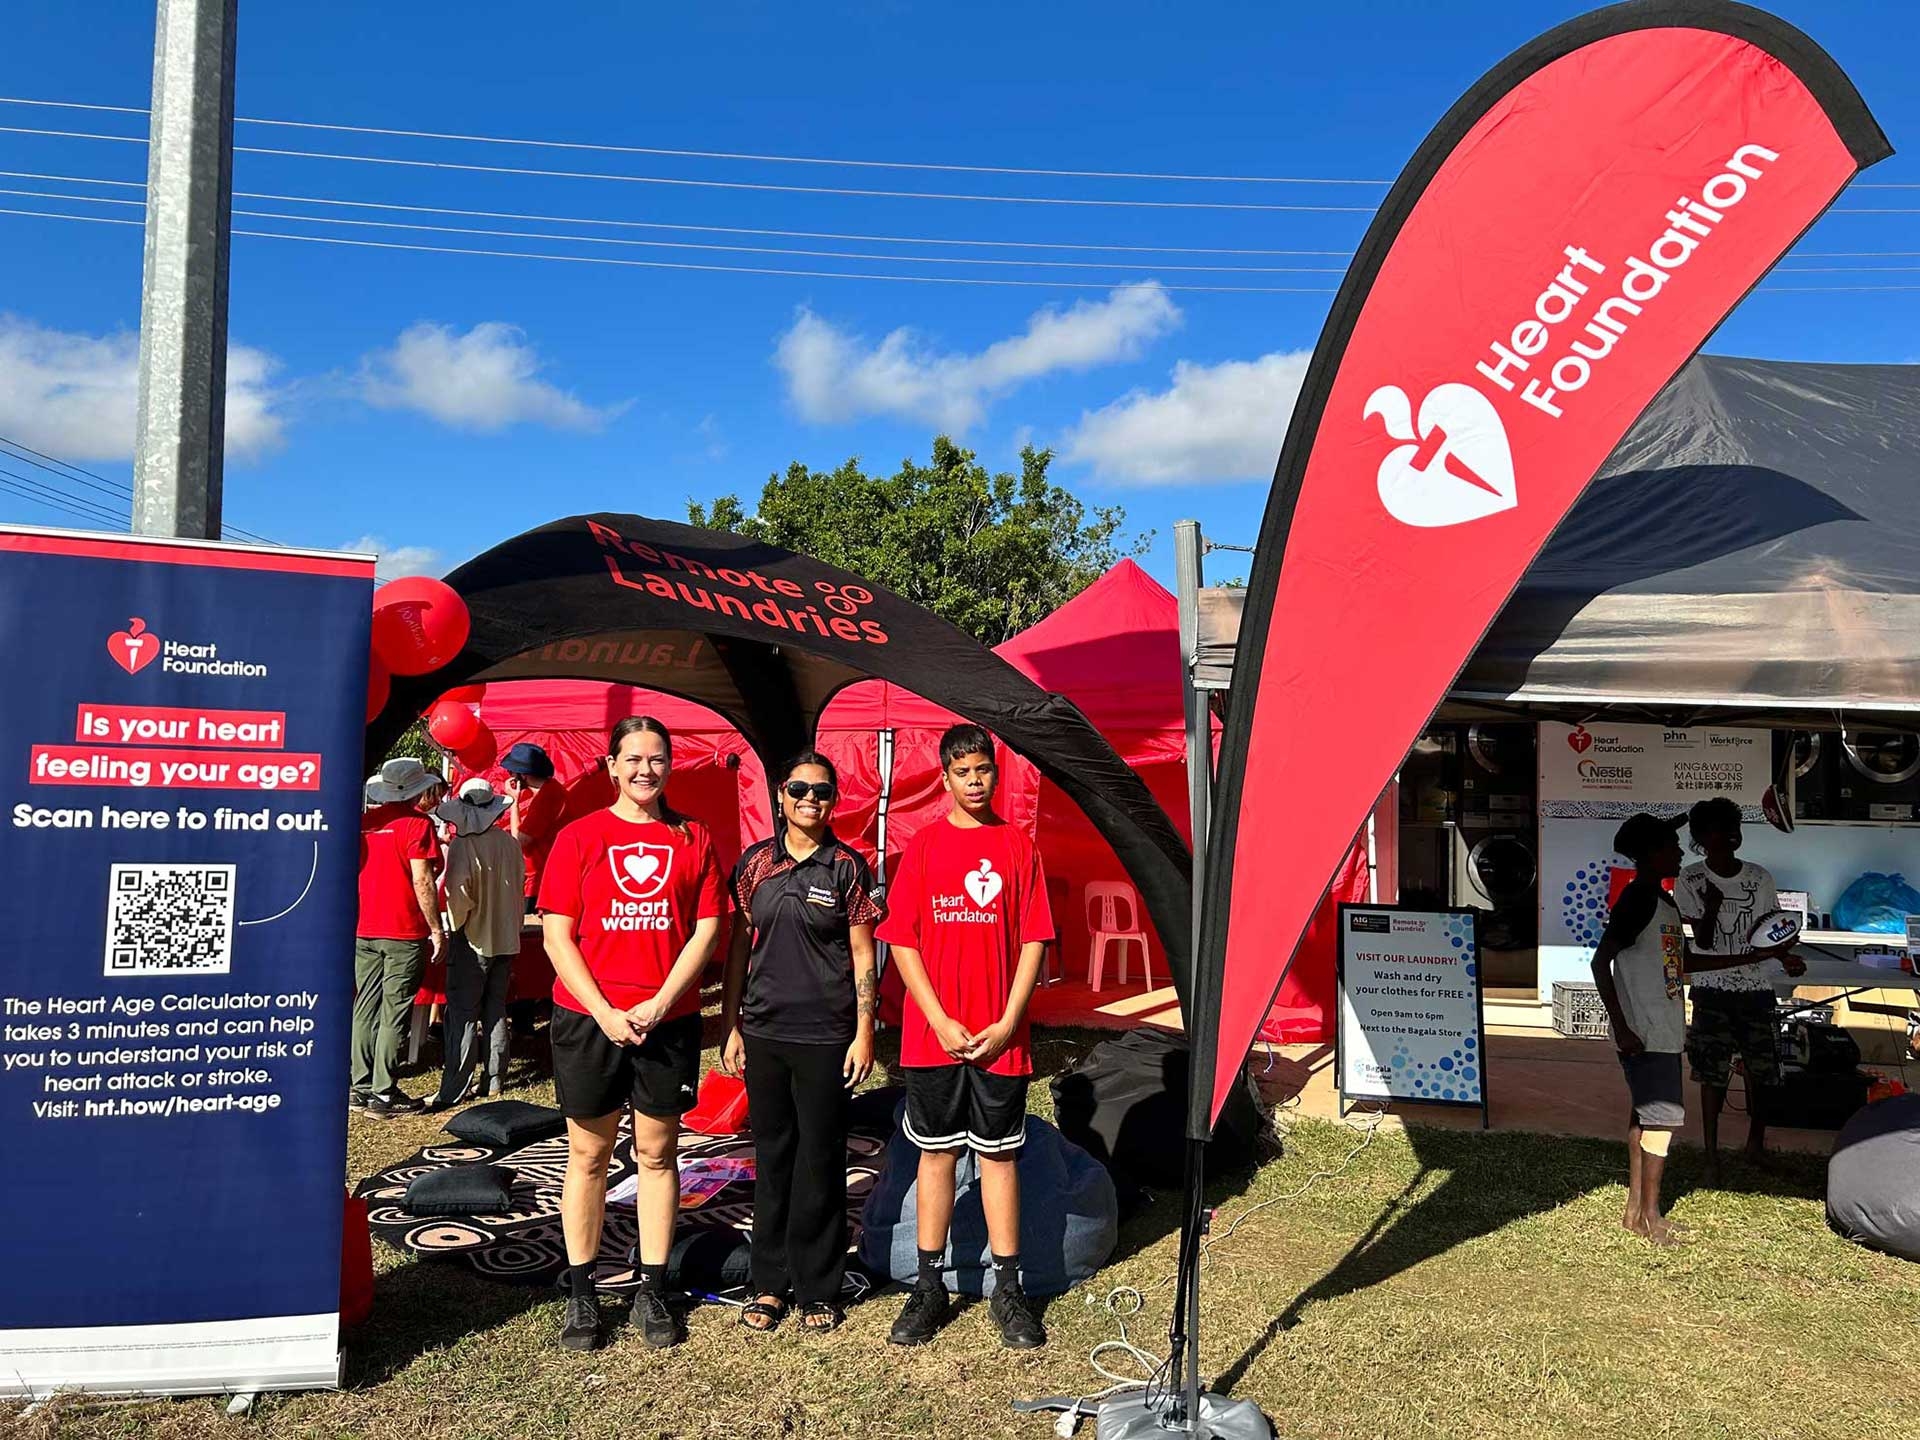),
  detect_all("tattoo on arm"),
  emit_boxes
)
[857,970,879,1021]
